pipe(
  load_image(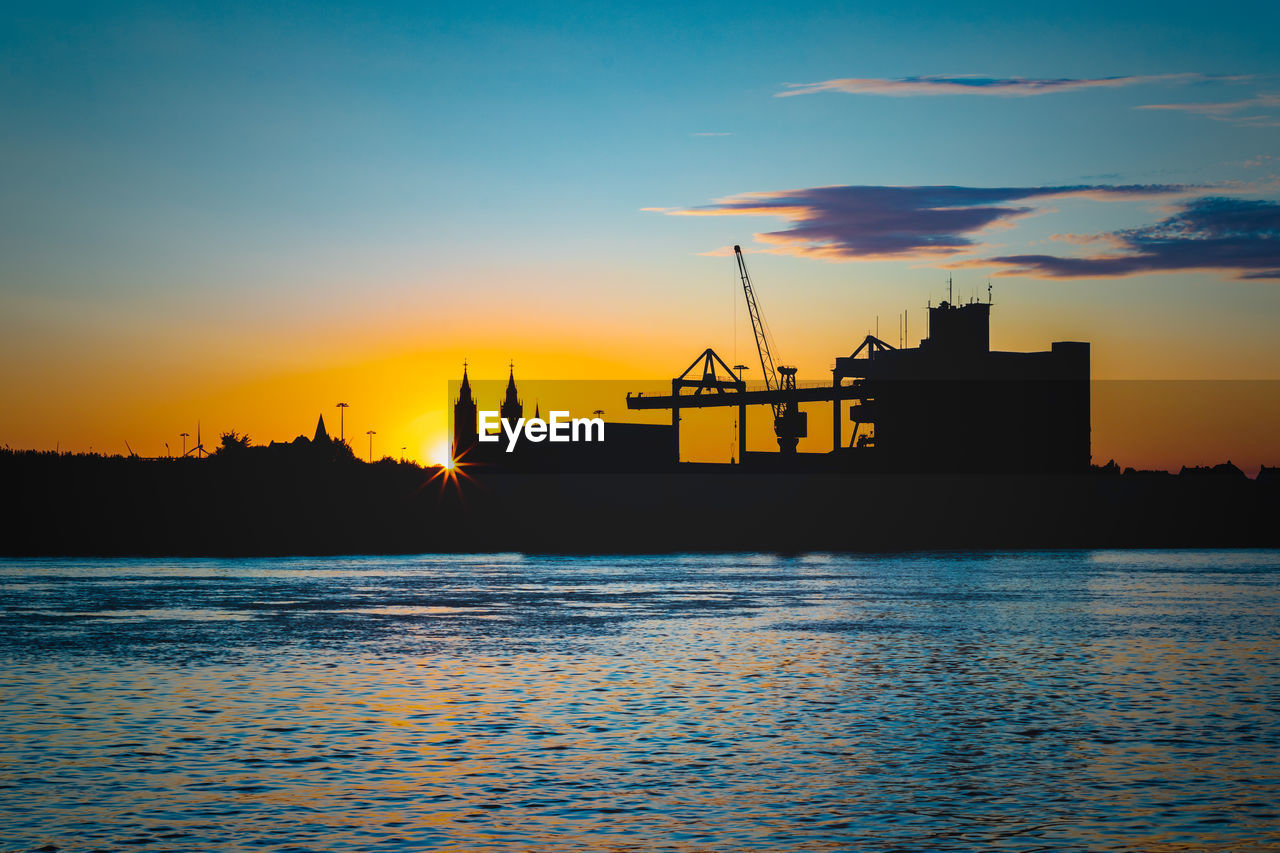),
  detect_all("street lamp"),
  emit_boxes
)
[335,402,349,442]
[366,430,376,462]
[180,432,189,456]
